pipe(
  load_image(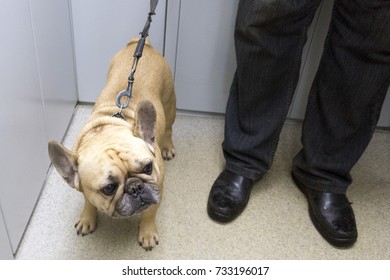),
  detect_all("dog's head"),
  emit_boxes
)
[48,101,162,217]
